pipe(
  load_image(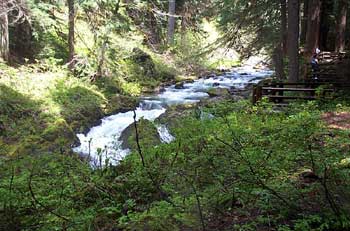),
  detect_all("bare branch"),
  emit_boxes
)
[28,171,70,222]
